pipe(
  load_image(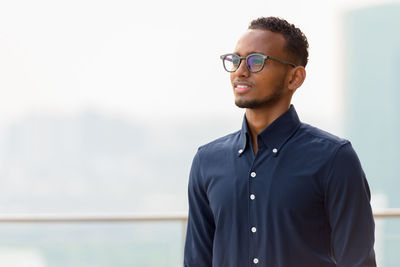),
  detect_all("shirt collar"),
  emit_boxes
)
[238,105,301,157]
